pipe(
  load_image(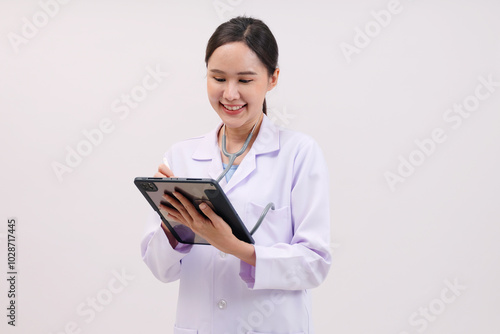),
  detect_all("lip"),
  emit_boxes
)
[220,102,247,115]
